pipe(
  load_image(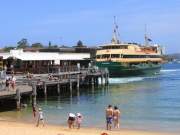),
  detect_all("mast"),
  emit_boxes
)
[144,24,152,46]
[111,16,120,44]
